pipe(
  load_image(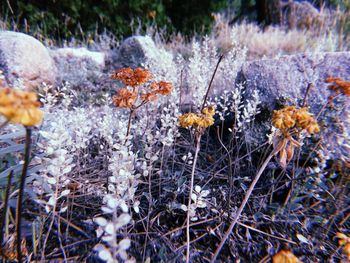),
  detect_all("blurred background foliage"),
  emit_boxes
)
[0,0,349,41]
